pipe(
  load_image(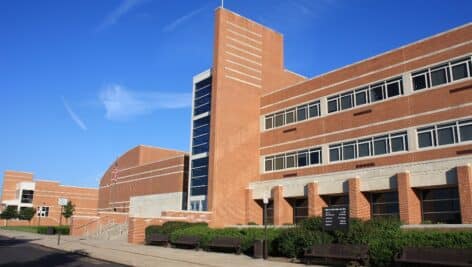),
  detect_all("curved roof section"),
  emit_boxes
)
[99,145,187,187]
